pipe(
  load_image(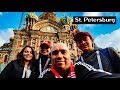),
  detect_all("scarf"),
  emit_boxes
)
[22,65,31,78]
[51,63,76,78]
